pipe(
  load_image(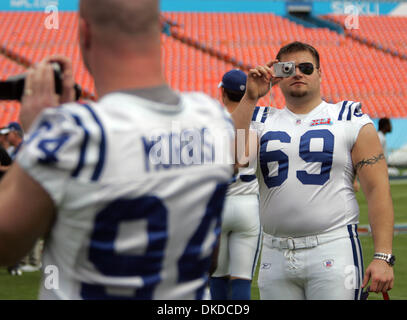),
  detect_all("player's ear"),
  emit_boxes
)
[221,87,227,103]
[79,17,91,51]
